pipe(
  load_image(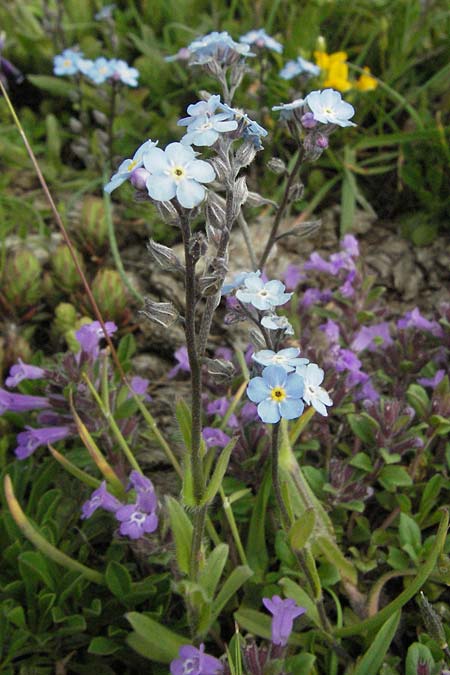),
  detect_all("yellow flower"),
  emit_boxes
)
[323,60,352,92]
[356,66,378,91]
[315,50,352,92]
